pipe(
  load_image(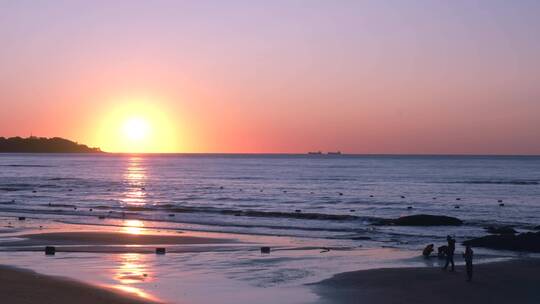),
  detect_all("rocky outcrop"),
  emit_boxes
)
[375,214,463,226]
[464,232,540,252]
[485,226,517,235]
